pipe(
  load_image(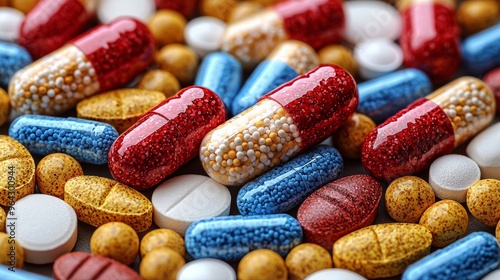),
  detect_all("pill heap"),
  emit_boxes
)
[1,0,500,280]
